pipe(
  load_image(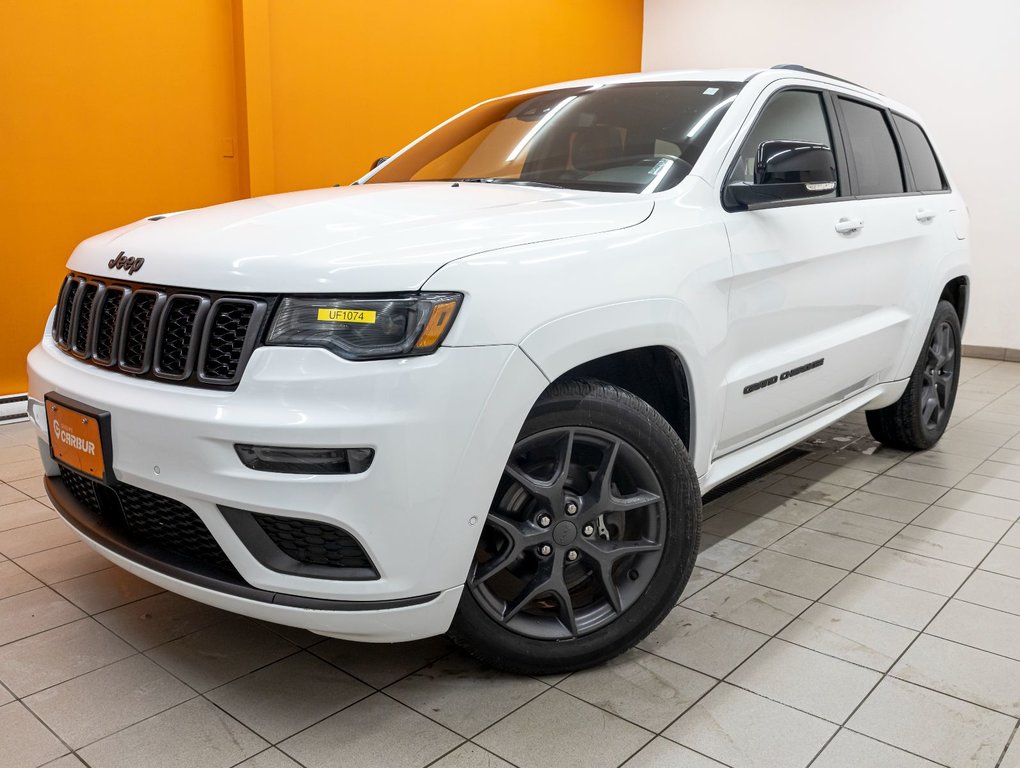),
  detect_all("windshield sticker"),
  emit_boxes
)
[703,87,720,95]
